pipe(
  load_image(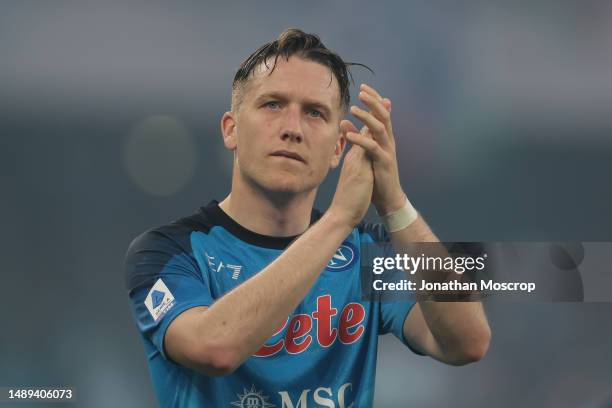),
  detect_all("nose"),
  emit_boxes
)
[281,105,303,143]
[281,130,303,143]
